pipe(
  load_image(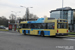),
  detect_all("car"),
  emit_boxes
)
[0,26,6,29]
